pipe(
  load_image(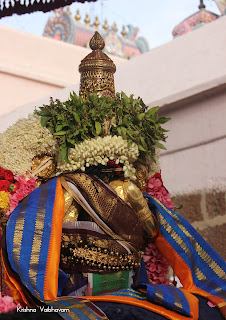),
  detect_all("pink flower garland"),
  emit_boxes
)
[146,172,174,210]
[143,171,174,284]
[6,174,37,217]
[143,242,170,285]
[0,172,38,312]
[0,293,17,313]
